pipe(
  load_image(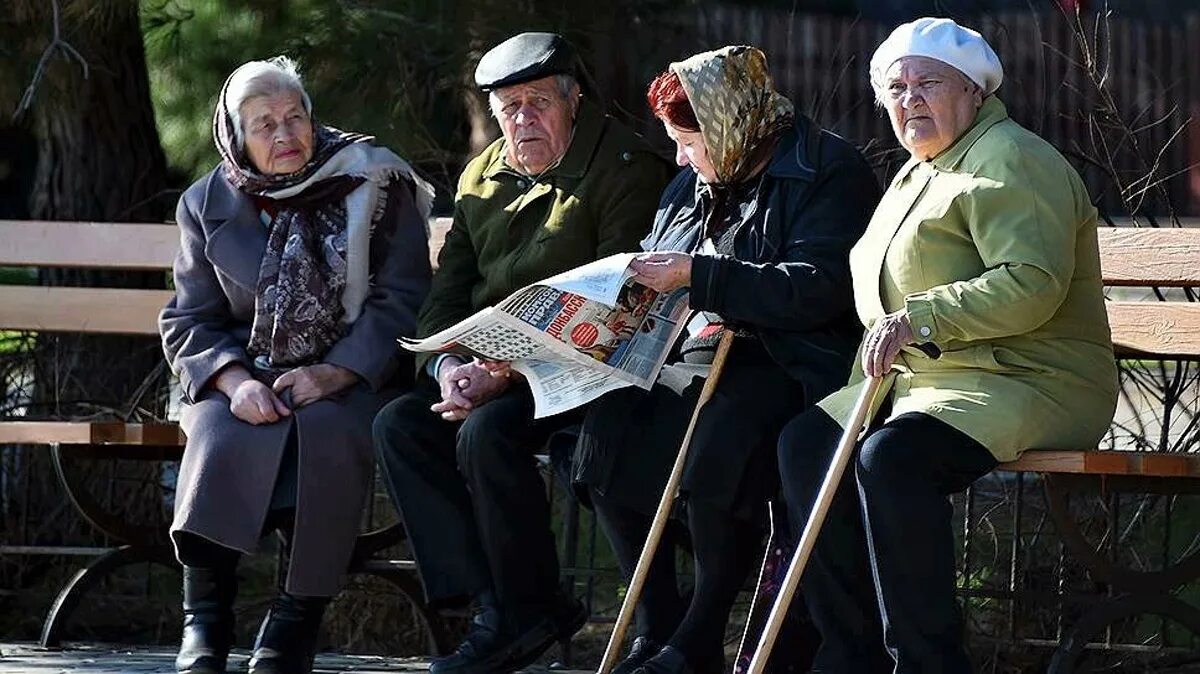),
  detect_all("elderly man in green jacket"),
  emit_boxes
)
[373,32,671,674]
